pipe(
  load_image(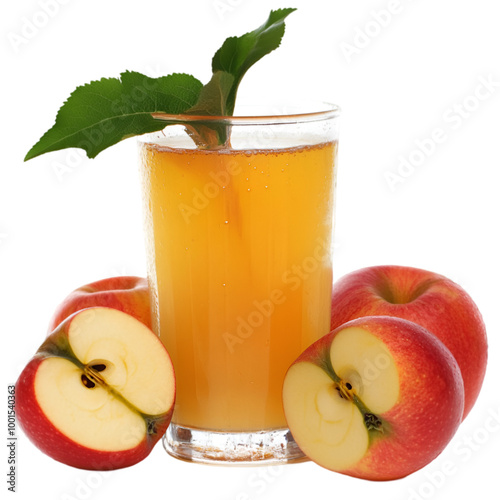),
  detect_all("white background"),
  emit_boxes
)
[2,0,499,499]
